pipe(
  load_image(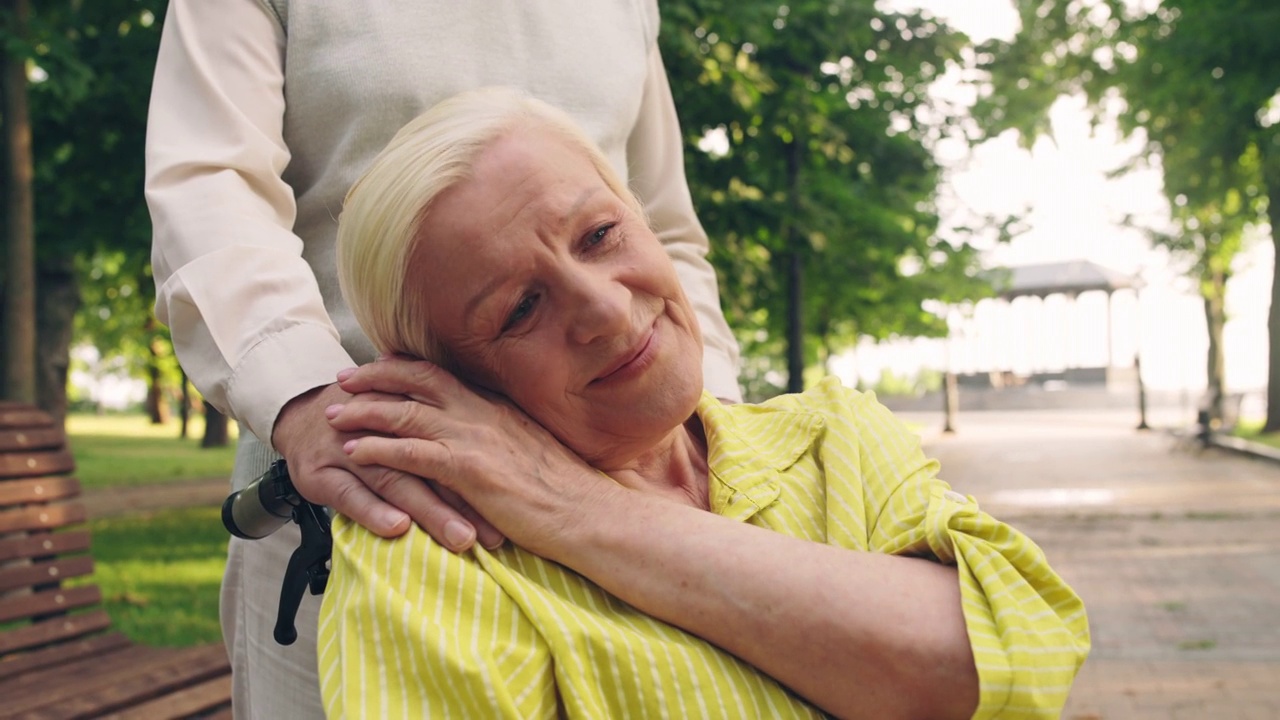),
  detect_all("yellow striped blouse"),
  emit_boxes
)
[318,377,1089,718]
